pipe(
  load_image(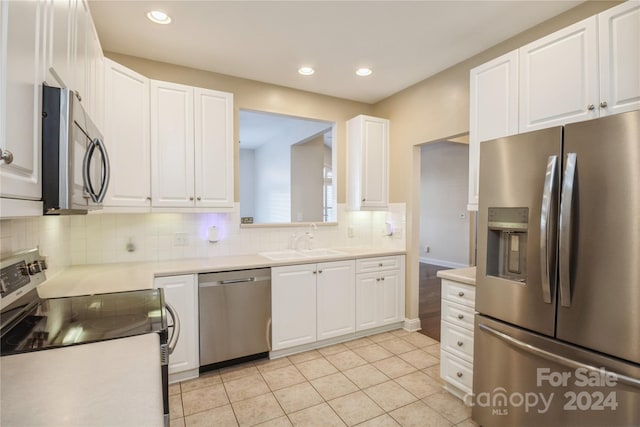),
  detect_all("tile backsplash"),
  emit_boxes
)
[0,203,405,270]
